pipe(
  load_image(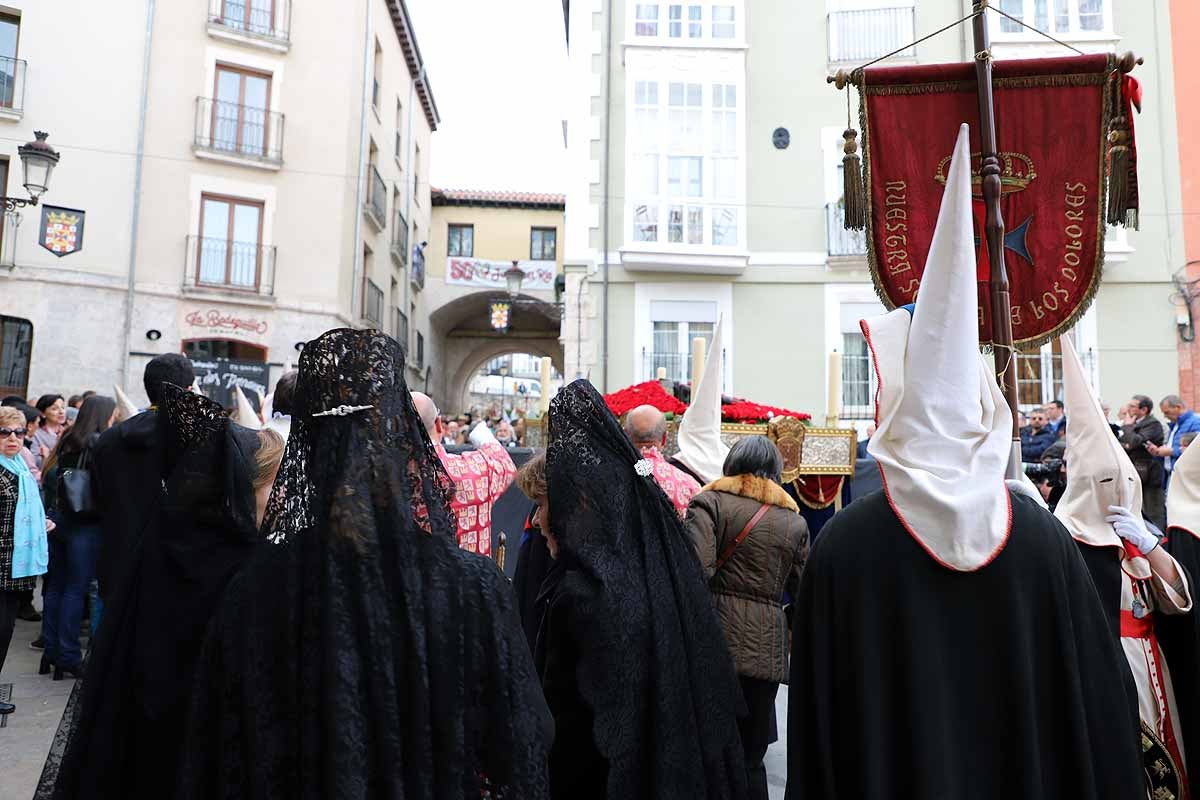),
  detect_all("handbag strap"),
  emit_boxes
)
[714,502,772,573]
